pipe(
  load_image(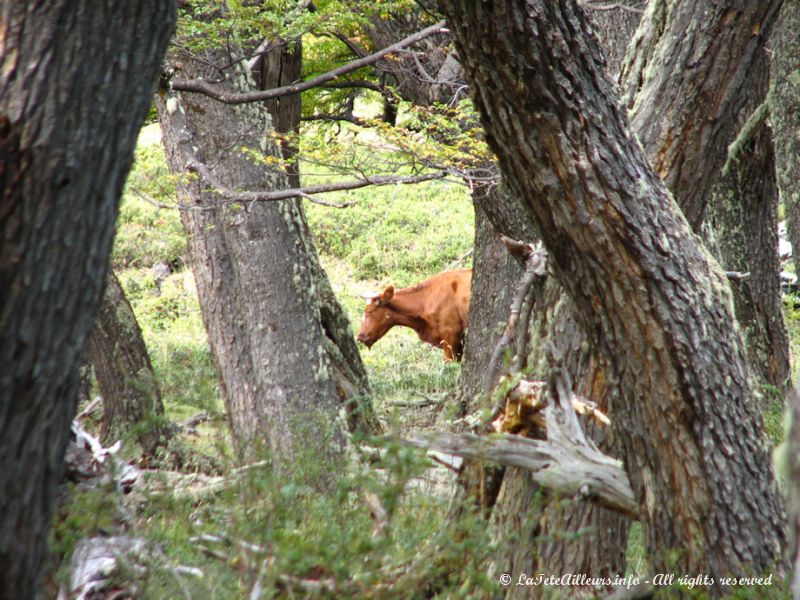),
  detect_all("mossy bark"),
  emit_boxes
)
[156,17,377,474]
[708,115,790,398]
[253,30,377,436]
[771,2,800,278]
